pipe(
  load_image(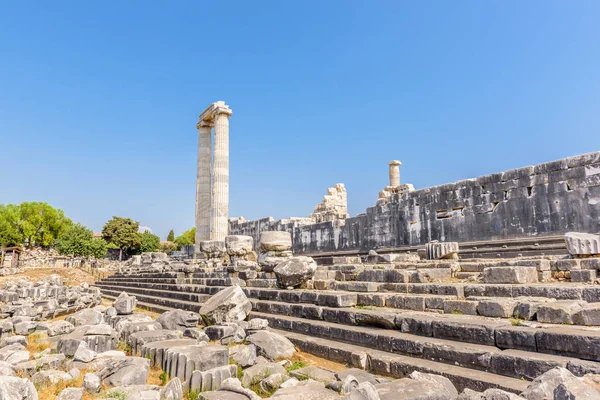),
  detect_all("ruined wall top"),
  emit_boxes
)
[310,183,350,223]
